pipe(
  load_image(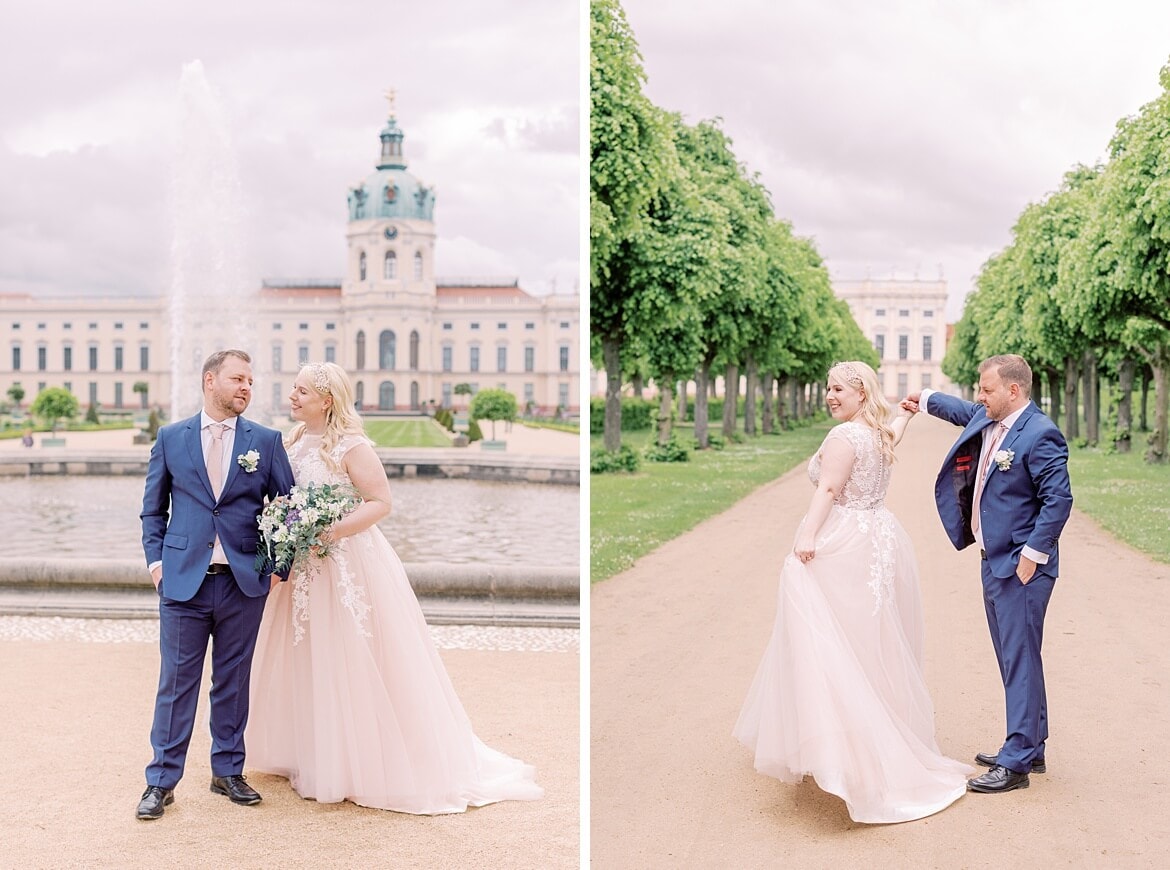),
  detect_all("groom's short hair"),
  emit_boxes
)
[201,349,252,381]
[980,354,1032,395]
